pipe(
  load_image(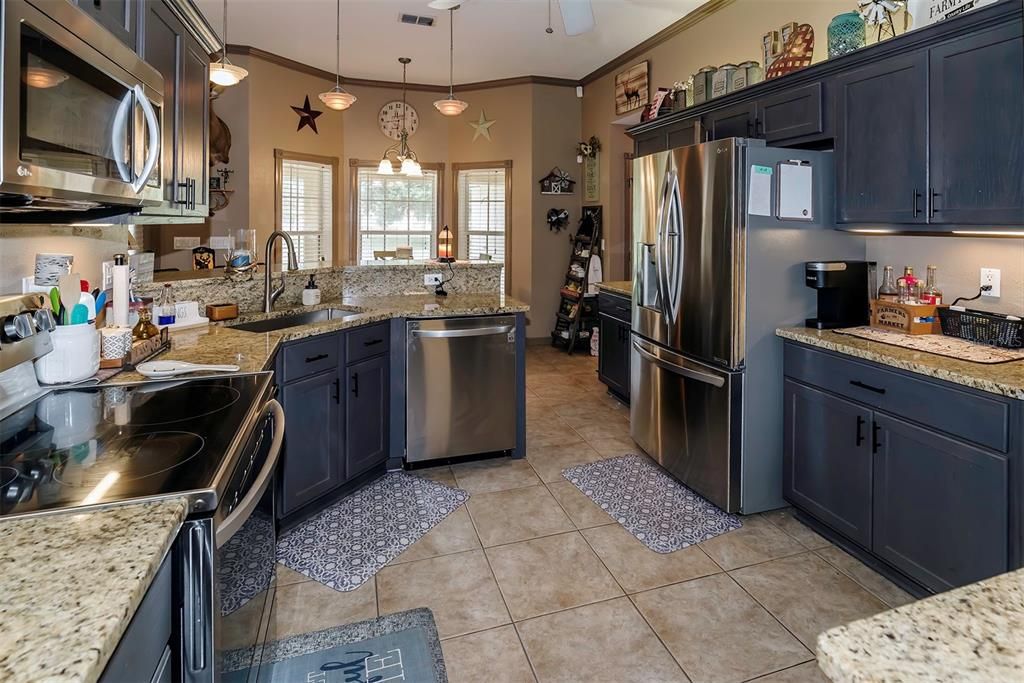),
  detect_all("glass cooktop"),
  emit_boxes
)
[0,373,272,519]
